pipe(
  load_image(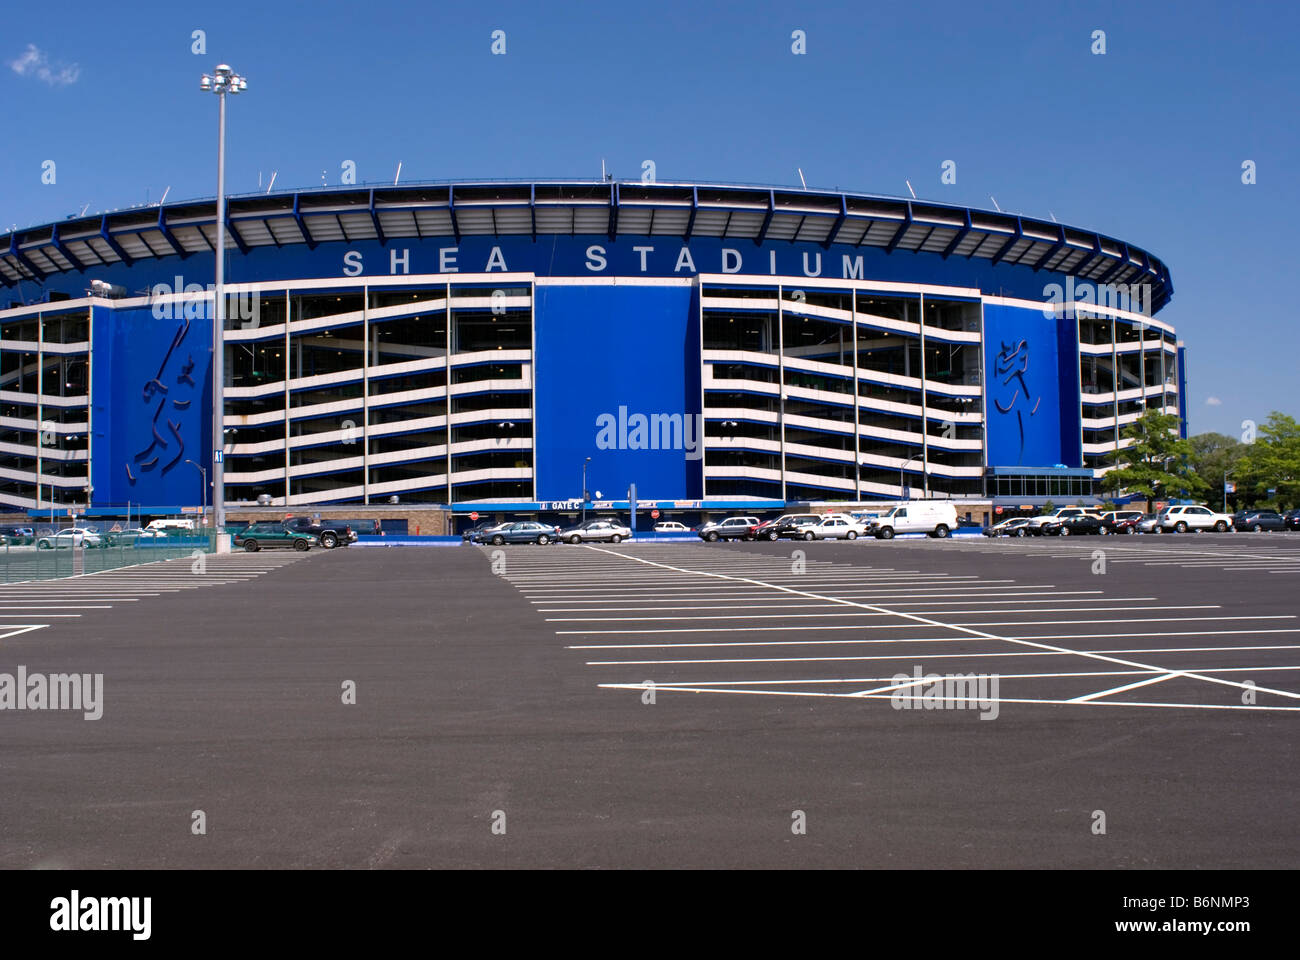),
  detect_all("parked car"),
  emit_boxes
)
[283,516,357,549]
[697,516,761,542]
[0,526,35,545]
[103,527,160,546]
[1097,510,1144,534]
[232,522,316,552]
[652,521,692,533]
[559,519,632,544]
[475,521,560,546]
[1157,504,1233,533]
[808,515,866,540]
[868,501,959,539]
[1284,509,1300,531]
[770,514,824,540]
[1135,513,1161,534]
[983,517,1033,537]
[750,515,796,541]
[462,520,507,542]
[1232,510,1286,533]
[35,528,103,550]
[1042,514,1105,536]
[1024,506,1101,532]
